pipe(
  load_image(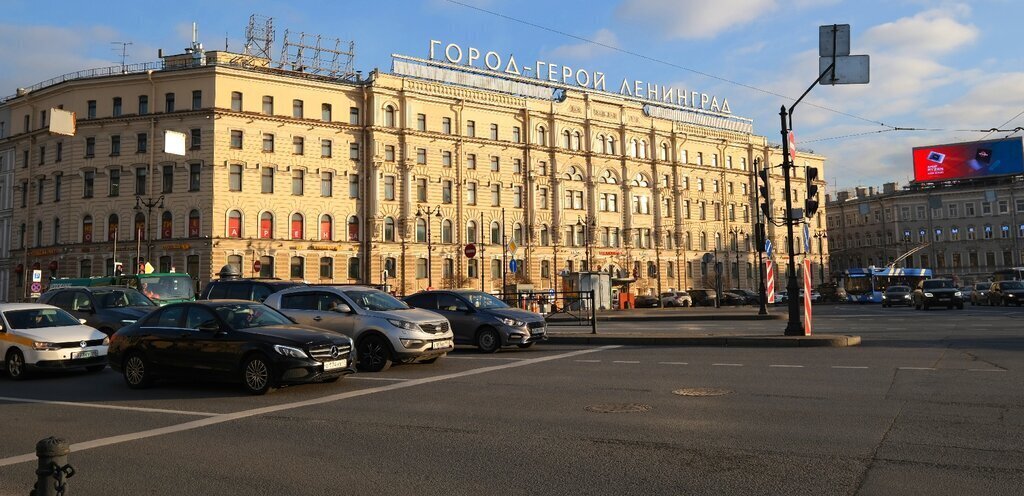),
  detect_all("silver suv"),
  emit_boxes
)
[264,286,454,372]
